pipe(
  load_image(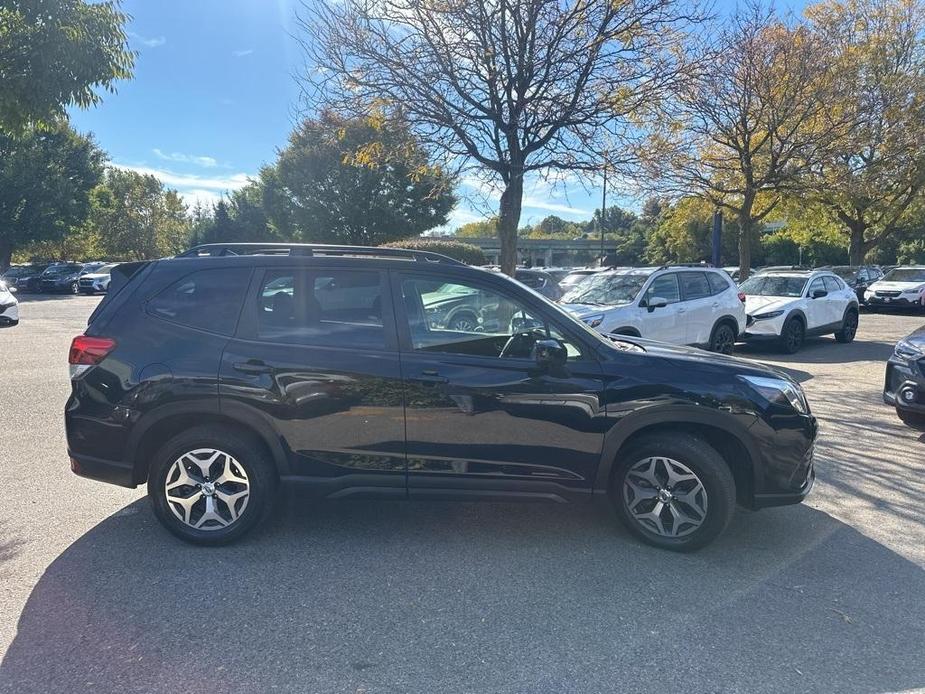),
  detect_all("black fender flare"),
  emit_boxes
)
[783,309,806,327]
[126,398,291,482]
[711,314,742,340]
[593,405,762,493]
